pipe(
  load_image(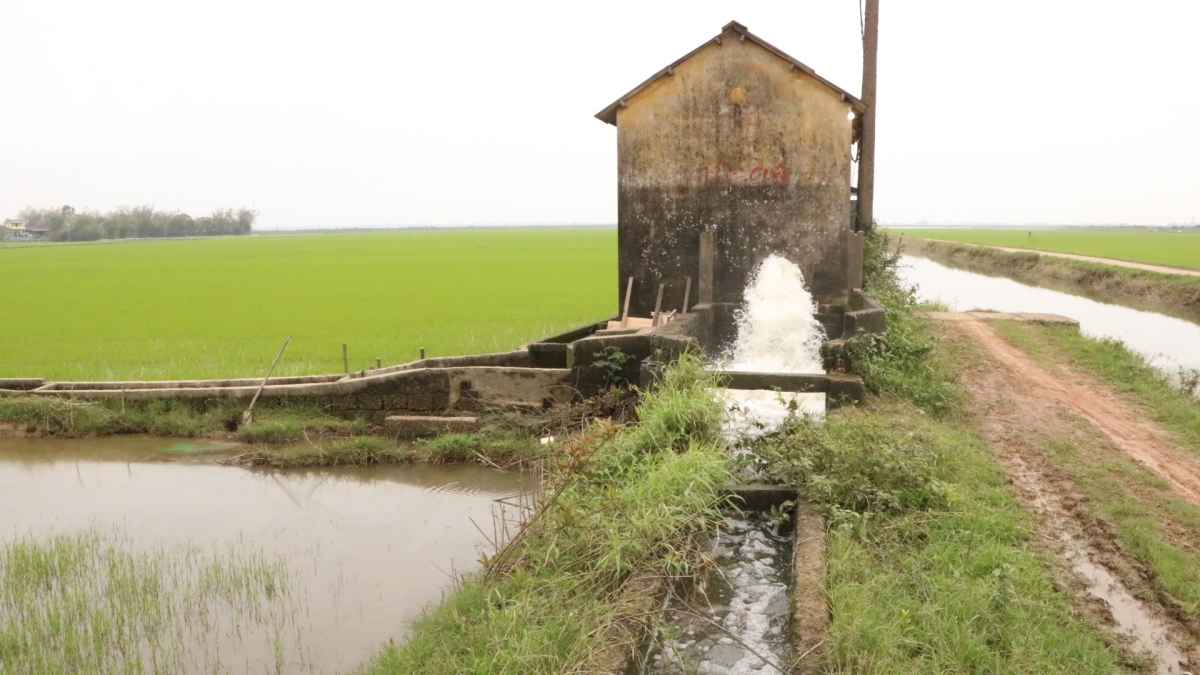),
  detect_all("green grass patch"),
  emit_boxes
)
[361,355,730,674]
[749,405,1126,673]
[896,227,1200,271]
[0,395,363,440]
[846,227,961,416]
[0,228,615,381]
